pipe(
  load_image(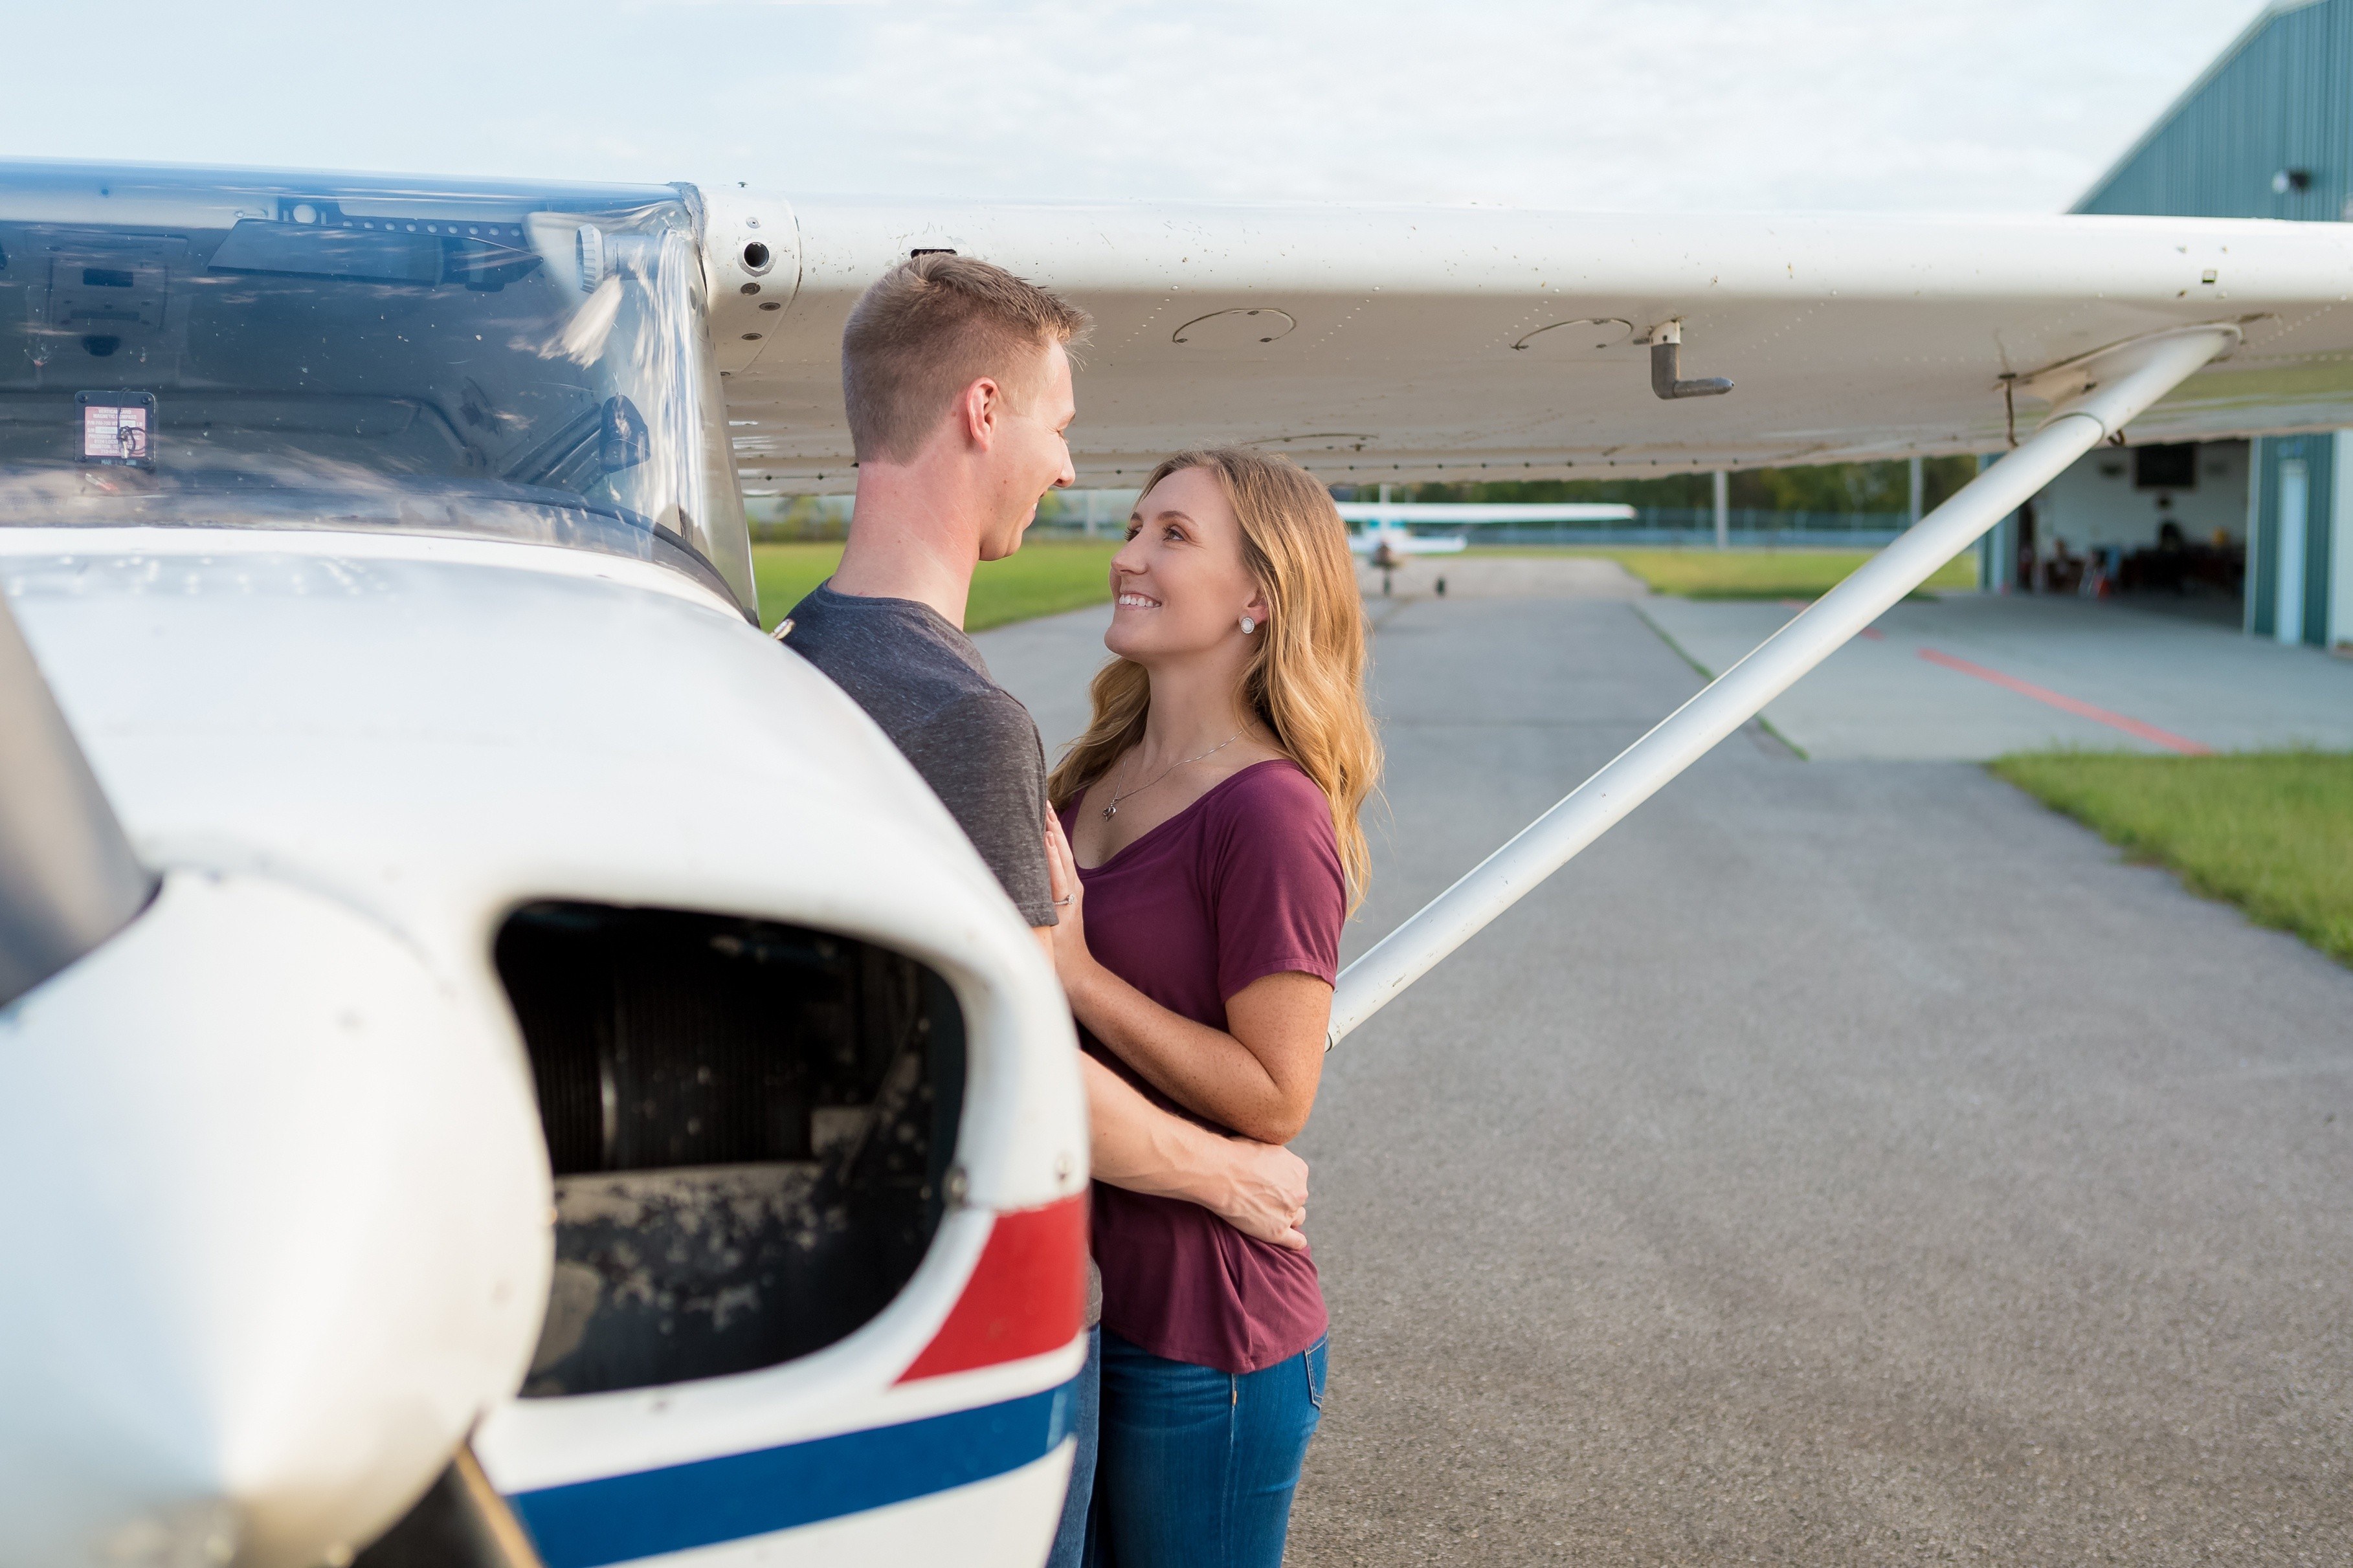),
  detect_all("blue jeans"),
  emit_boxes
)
[1091,1330,1327,1568]
[1045,1325,1100,1568]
